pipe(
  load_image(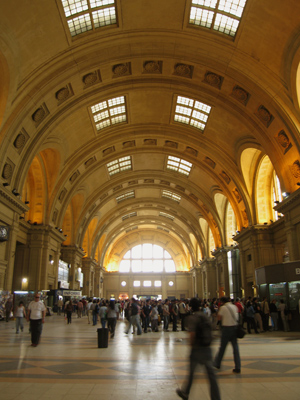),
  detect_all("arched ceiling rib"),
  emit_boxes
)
[1,1,300,271]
